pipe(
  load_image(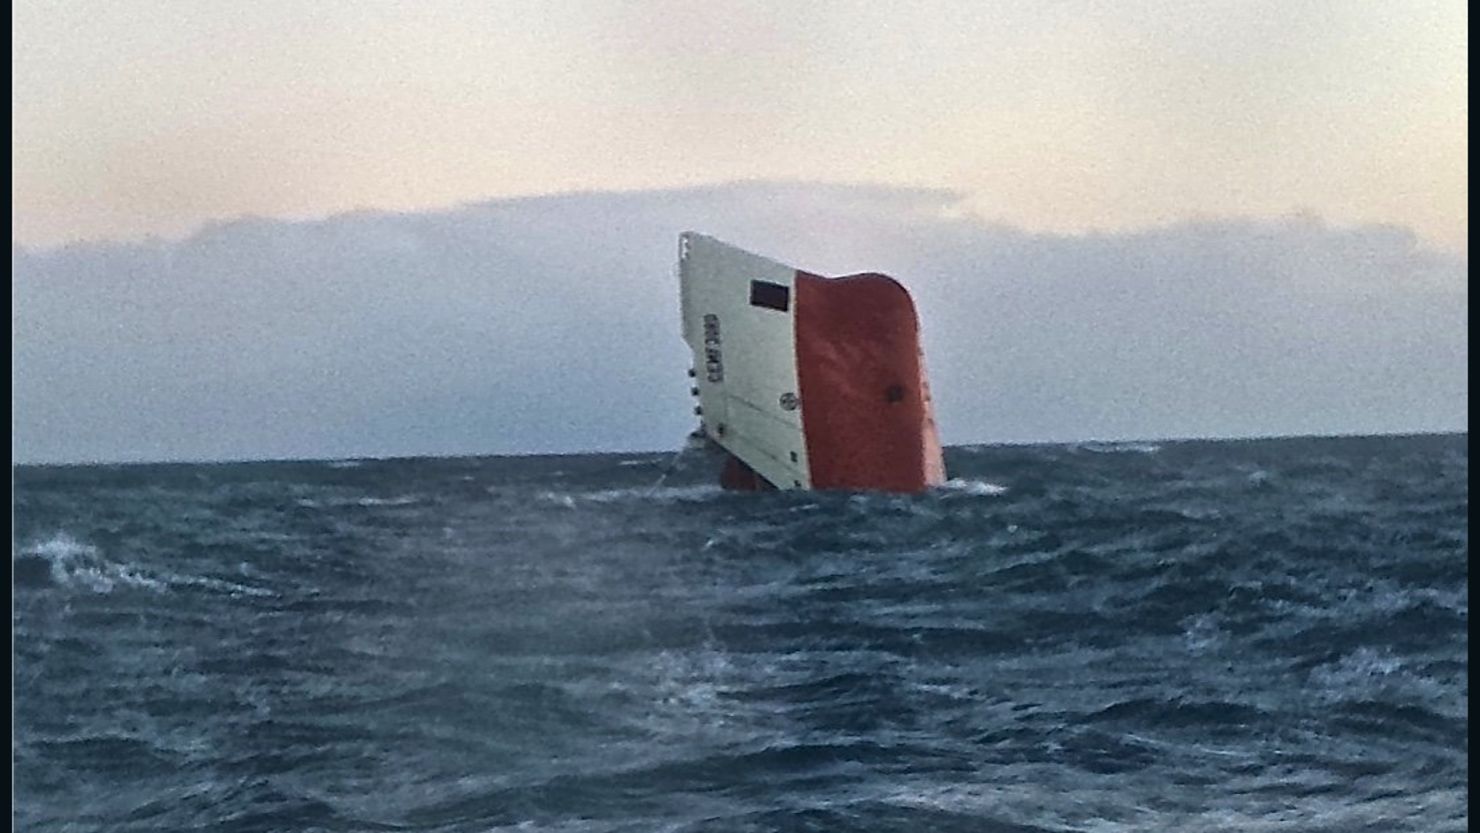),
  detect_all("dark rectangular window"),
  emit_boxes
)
[749,280,790,312]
